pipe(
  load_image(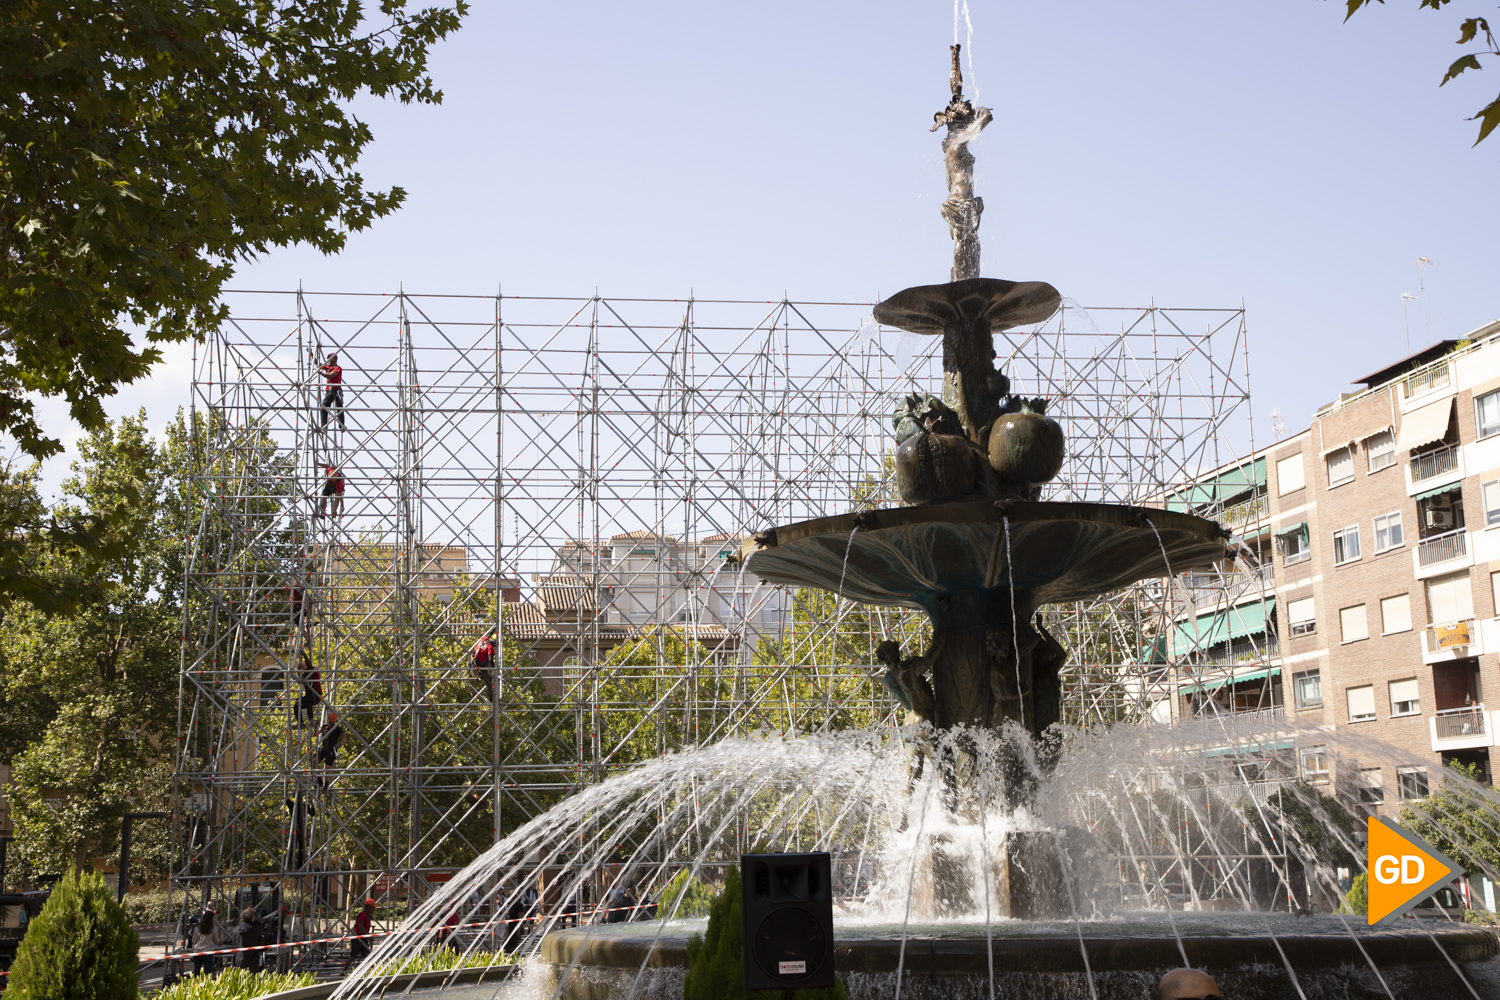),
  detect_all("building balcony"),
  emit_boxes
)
[1419,529,1467,565]
[1429,705,1494,751]
[1404,361,1451,400]
[1411,444,1459,483]
[1172,564,1274,613]
[1220,495,1267,531]
[1422,616,1485,664]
